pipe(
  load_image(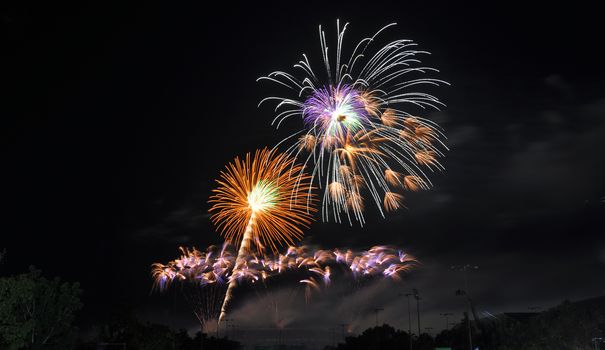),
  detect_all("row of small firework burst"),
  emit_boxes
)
[152,20,447,326]
[152,244,417,293]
